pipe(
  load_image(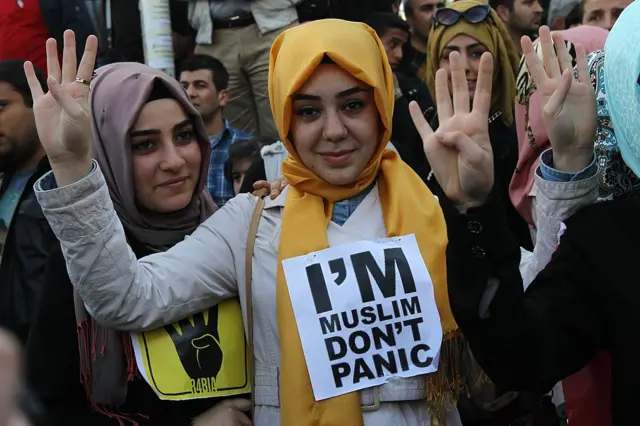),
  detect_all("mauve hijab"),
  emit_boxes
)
[90,62,215,251]
[74,63,216,411]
